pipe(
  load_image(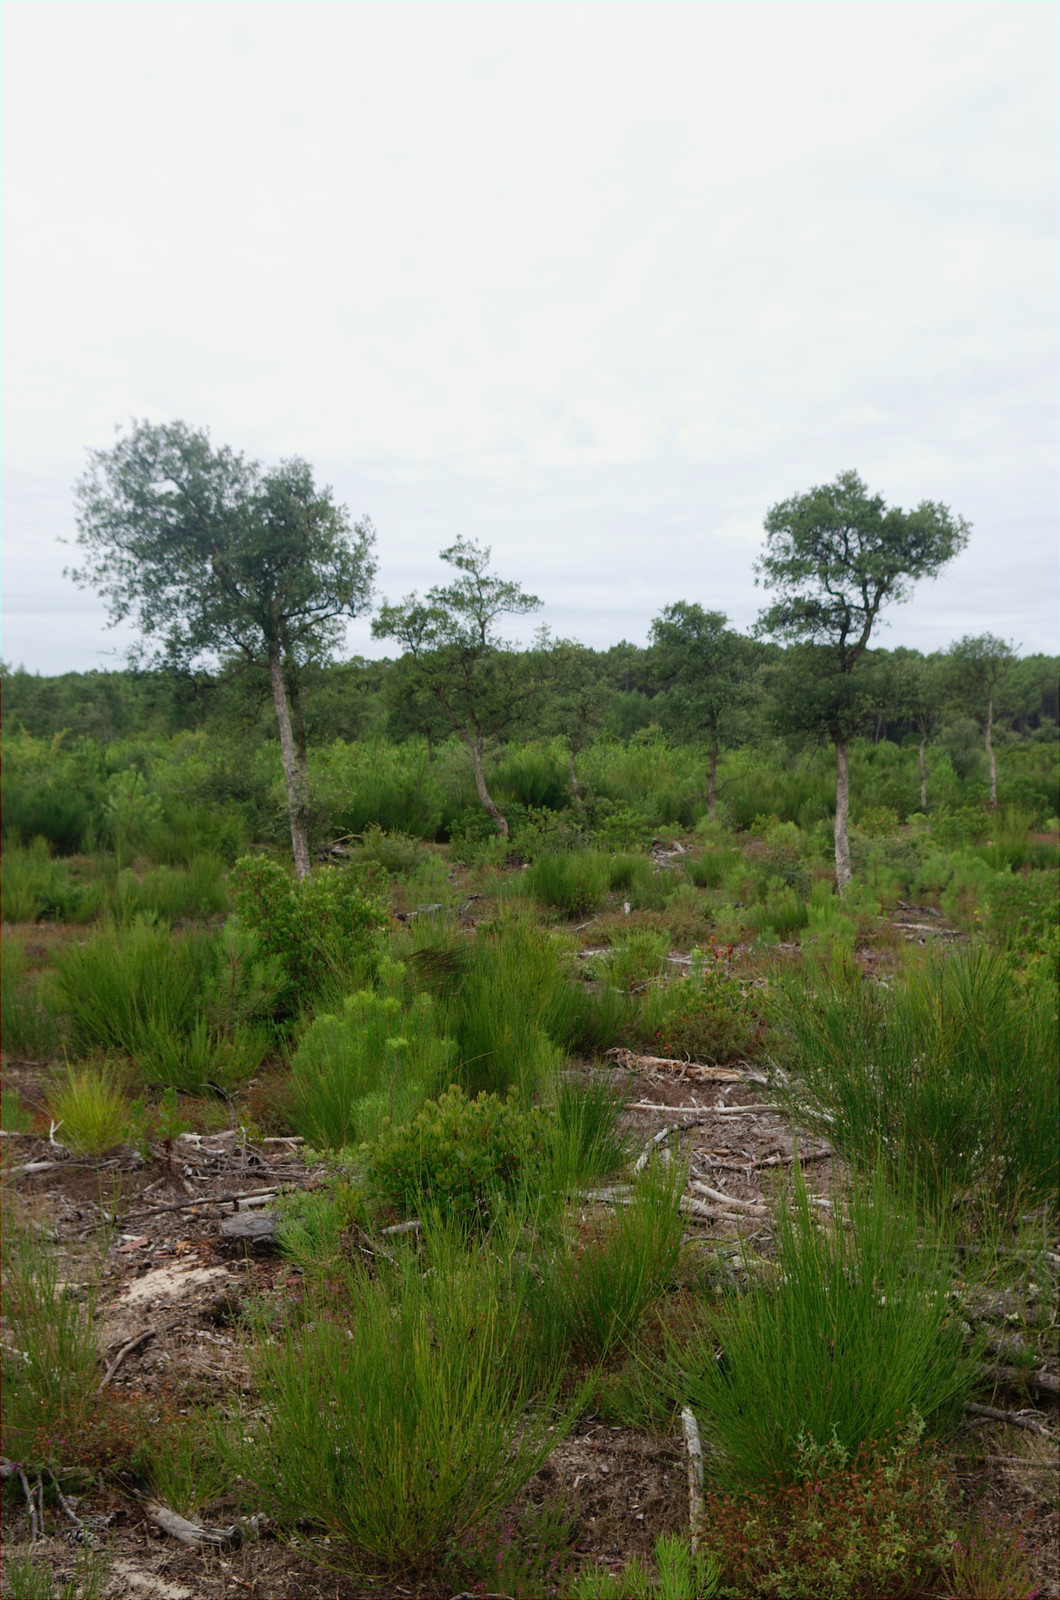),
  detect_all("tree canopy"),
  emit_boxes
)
[69,419,376,875]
